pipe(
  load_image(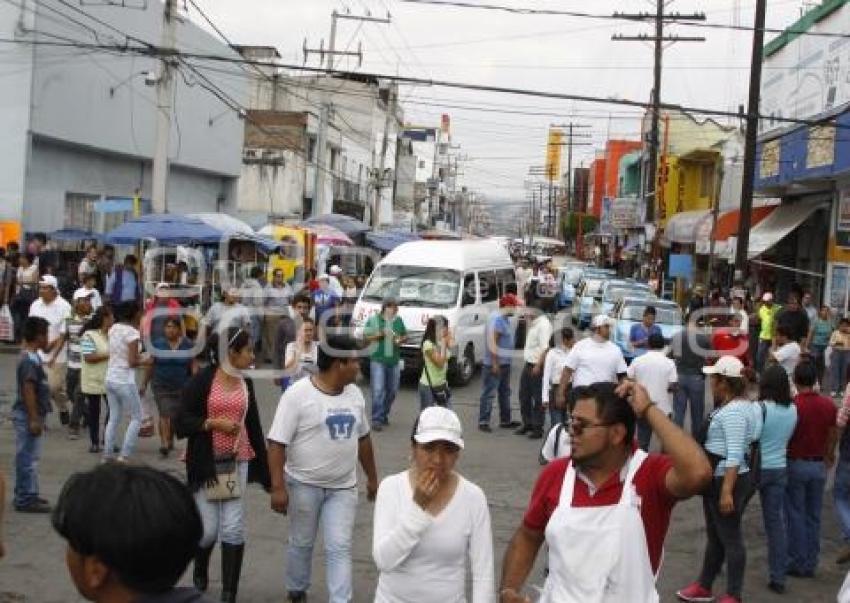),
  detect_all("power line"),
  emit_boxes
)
[397,0,850,41]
